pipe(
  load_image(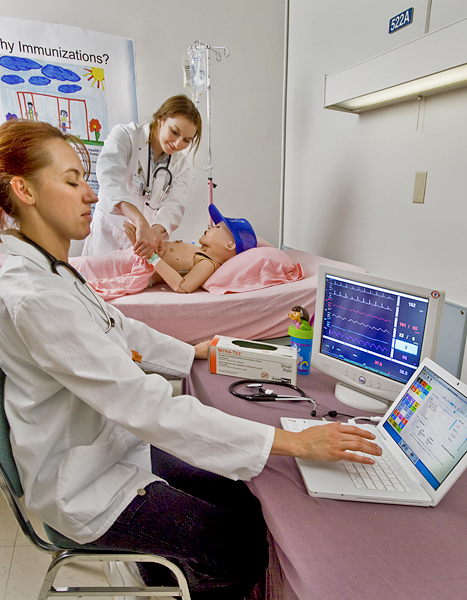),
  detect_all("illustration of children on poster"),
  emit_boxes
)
[0,54,109,143]
[0,16,138,196]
